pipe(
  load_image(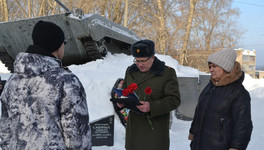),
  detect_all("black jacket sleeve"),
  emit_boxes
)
[230,88,253,149]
